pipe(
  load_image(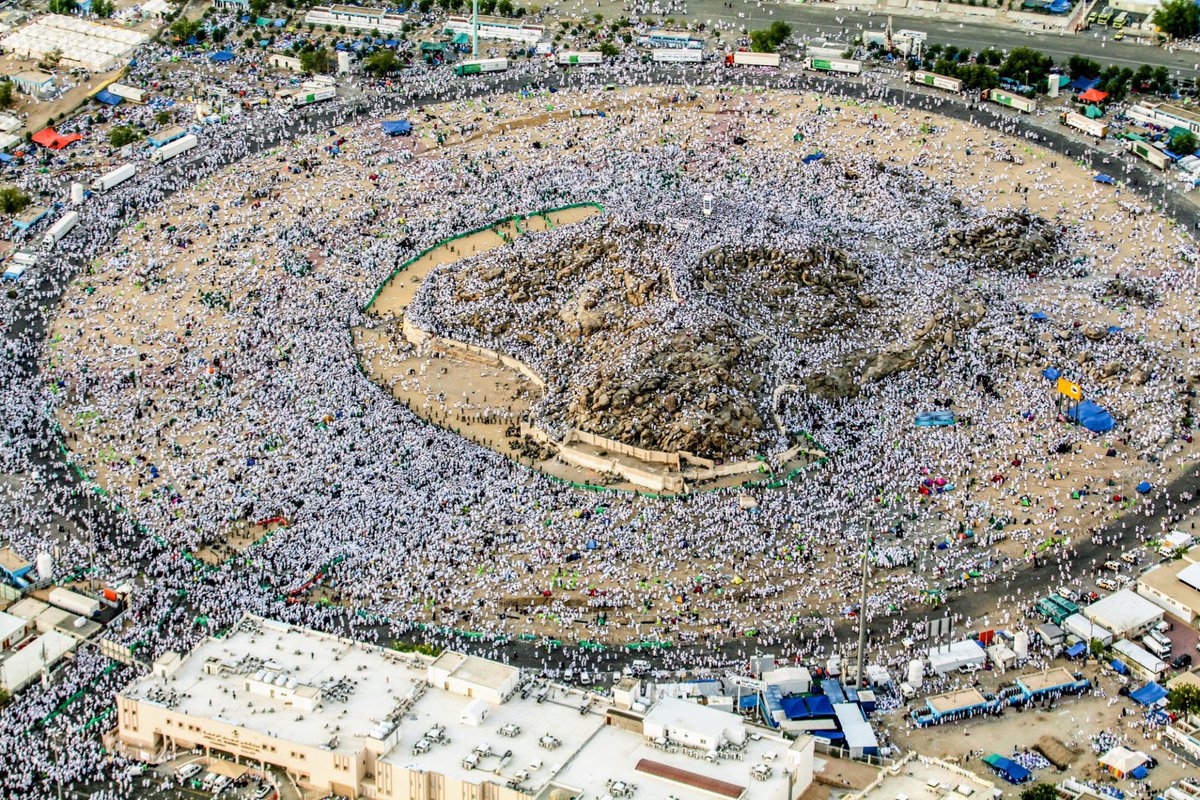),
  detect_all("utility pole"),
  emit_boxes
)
[854,526,870,687]
[472,0,479,57]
